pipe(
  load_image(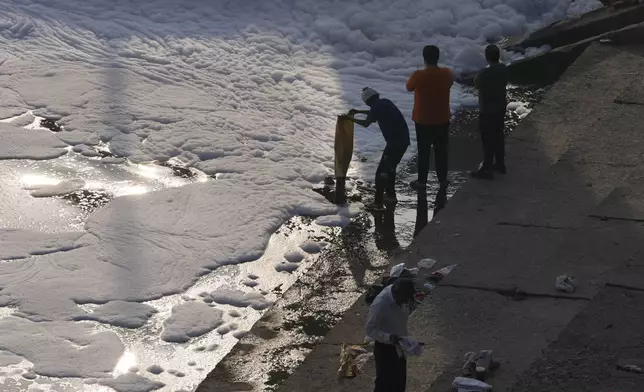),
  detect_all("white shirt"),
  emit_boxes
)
[364,285,410,344]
